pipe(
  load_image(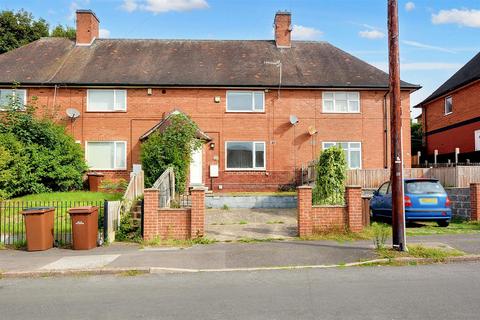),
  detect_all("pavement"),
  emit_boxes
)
[1,262,480,319]
[0,234,479,275]
[206,208,297,241]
